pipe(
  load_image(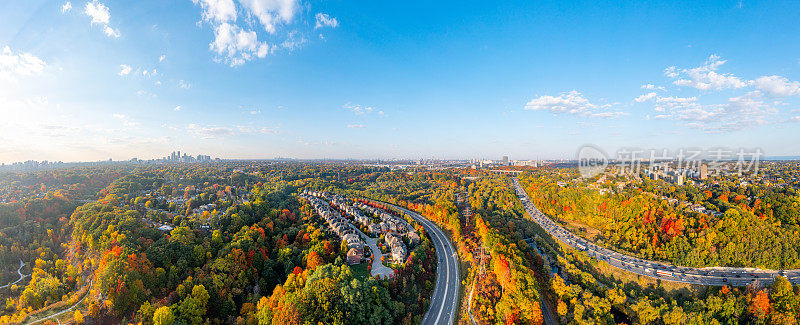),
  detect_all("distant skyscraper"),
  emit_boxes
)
[502,156,509,166]
[700,164,708,180]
